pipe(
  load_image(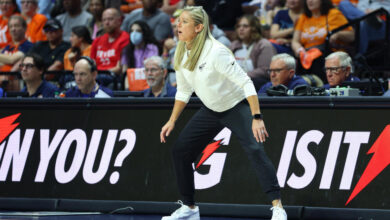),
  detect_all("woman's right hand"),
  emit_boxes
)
[160,120,175,143]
